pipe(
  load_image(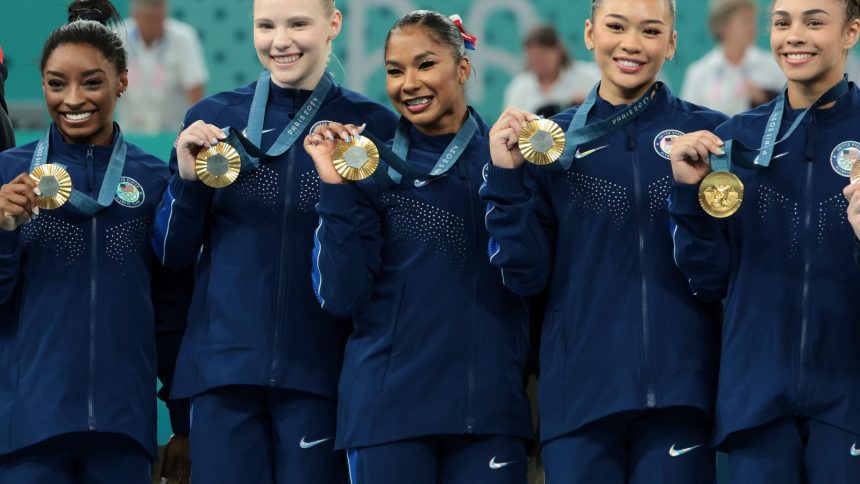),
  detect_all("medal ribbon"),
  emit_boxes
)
[709,77,849,172]
[245,70,334,162]
[31,125,127,215]
[558,82,660,170]
[380,112,480,185]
